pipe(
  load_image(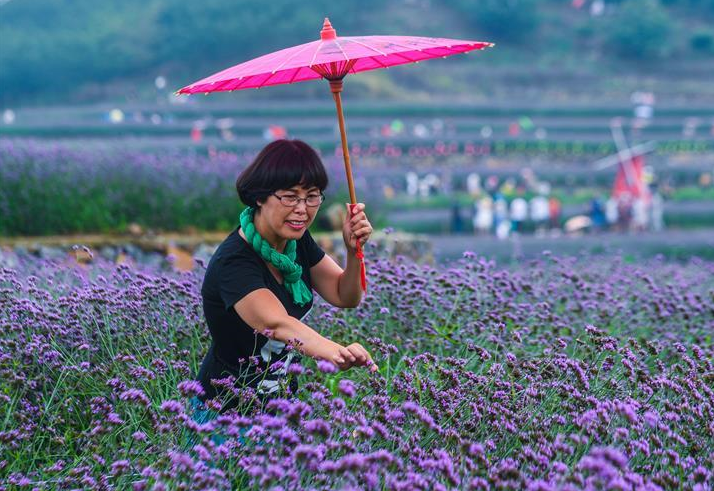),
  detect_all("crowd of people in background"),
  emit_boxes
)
[464,174,563,239]
[444,171,667,239]
[588,190,664,234]
[469,191,563,239]
[397,165,714,239]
